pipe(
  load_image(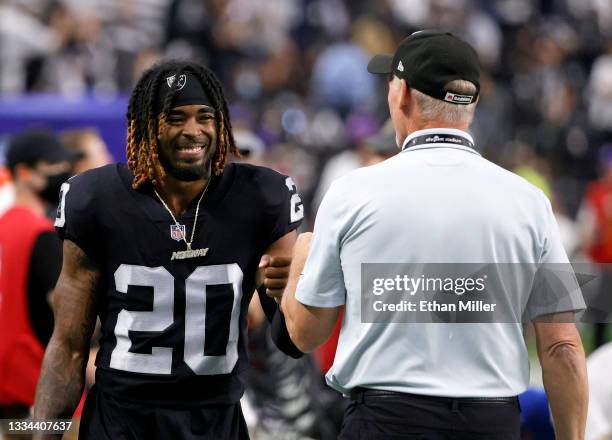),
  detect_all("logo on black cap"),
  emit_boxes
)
[444,92,474,105]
